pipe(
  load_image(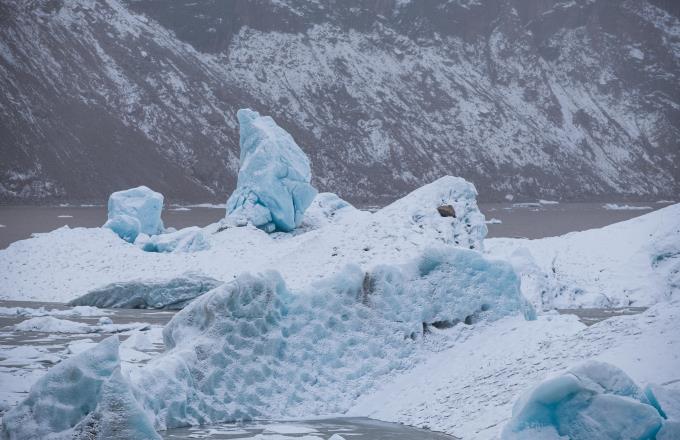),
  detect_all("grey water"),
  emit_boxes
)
[161,417,458,439]
[0,201,672,249]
